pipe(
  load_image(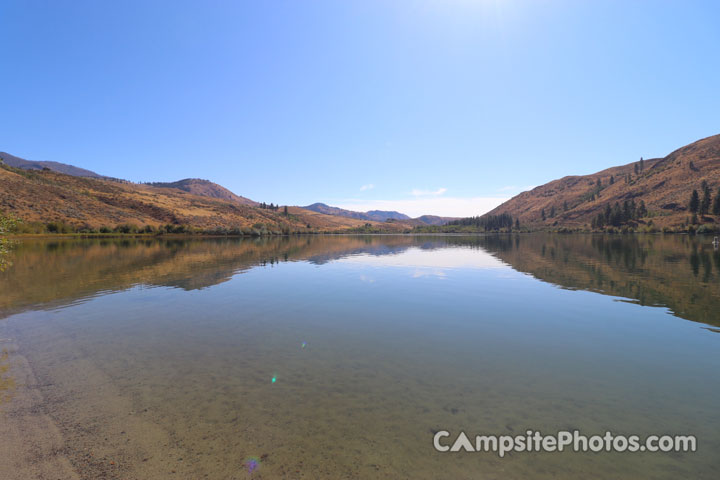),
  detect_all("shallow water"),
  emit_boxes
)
[1,234,719,479]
